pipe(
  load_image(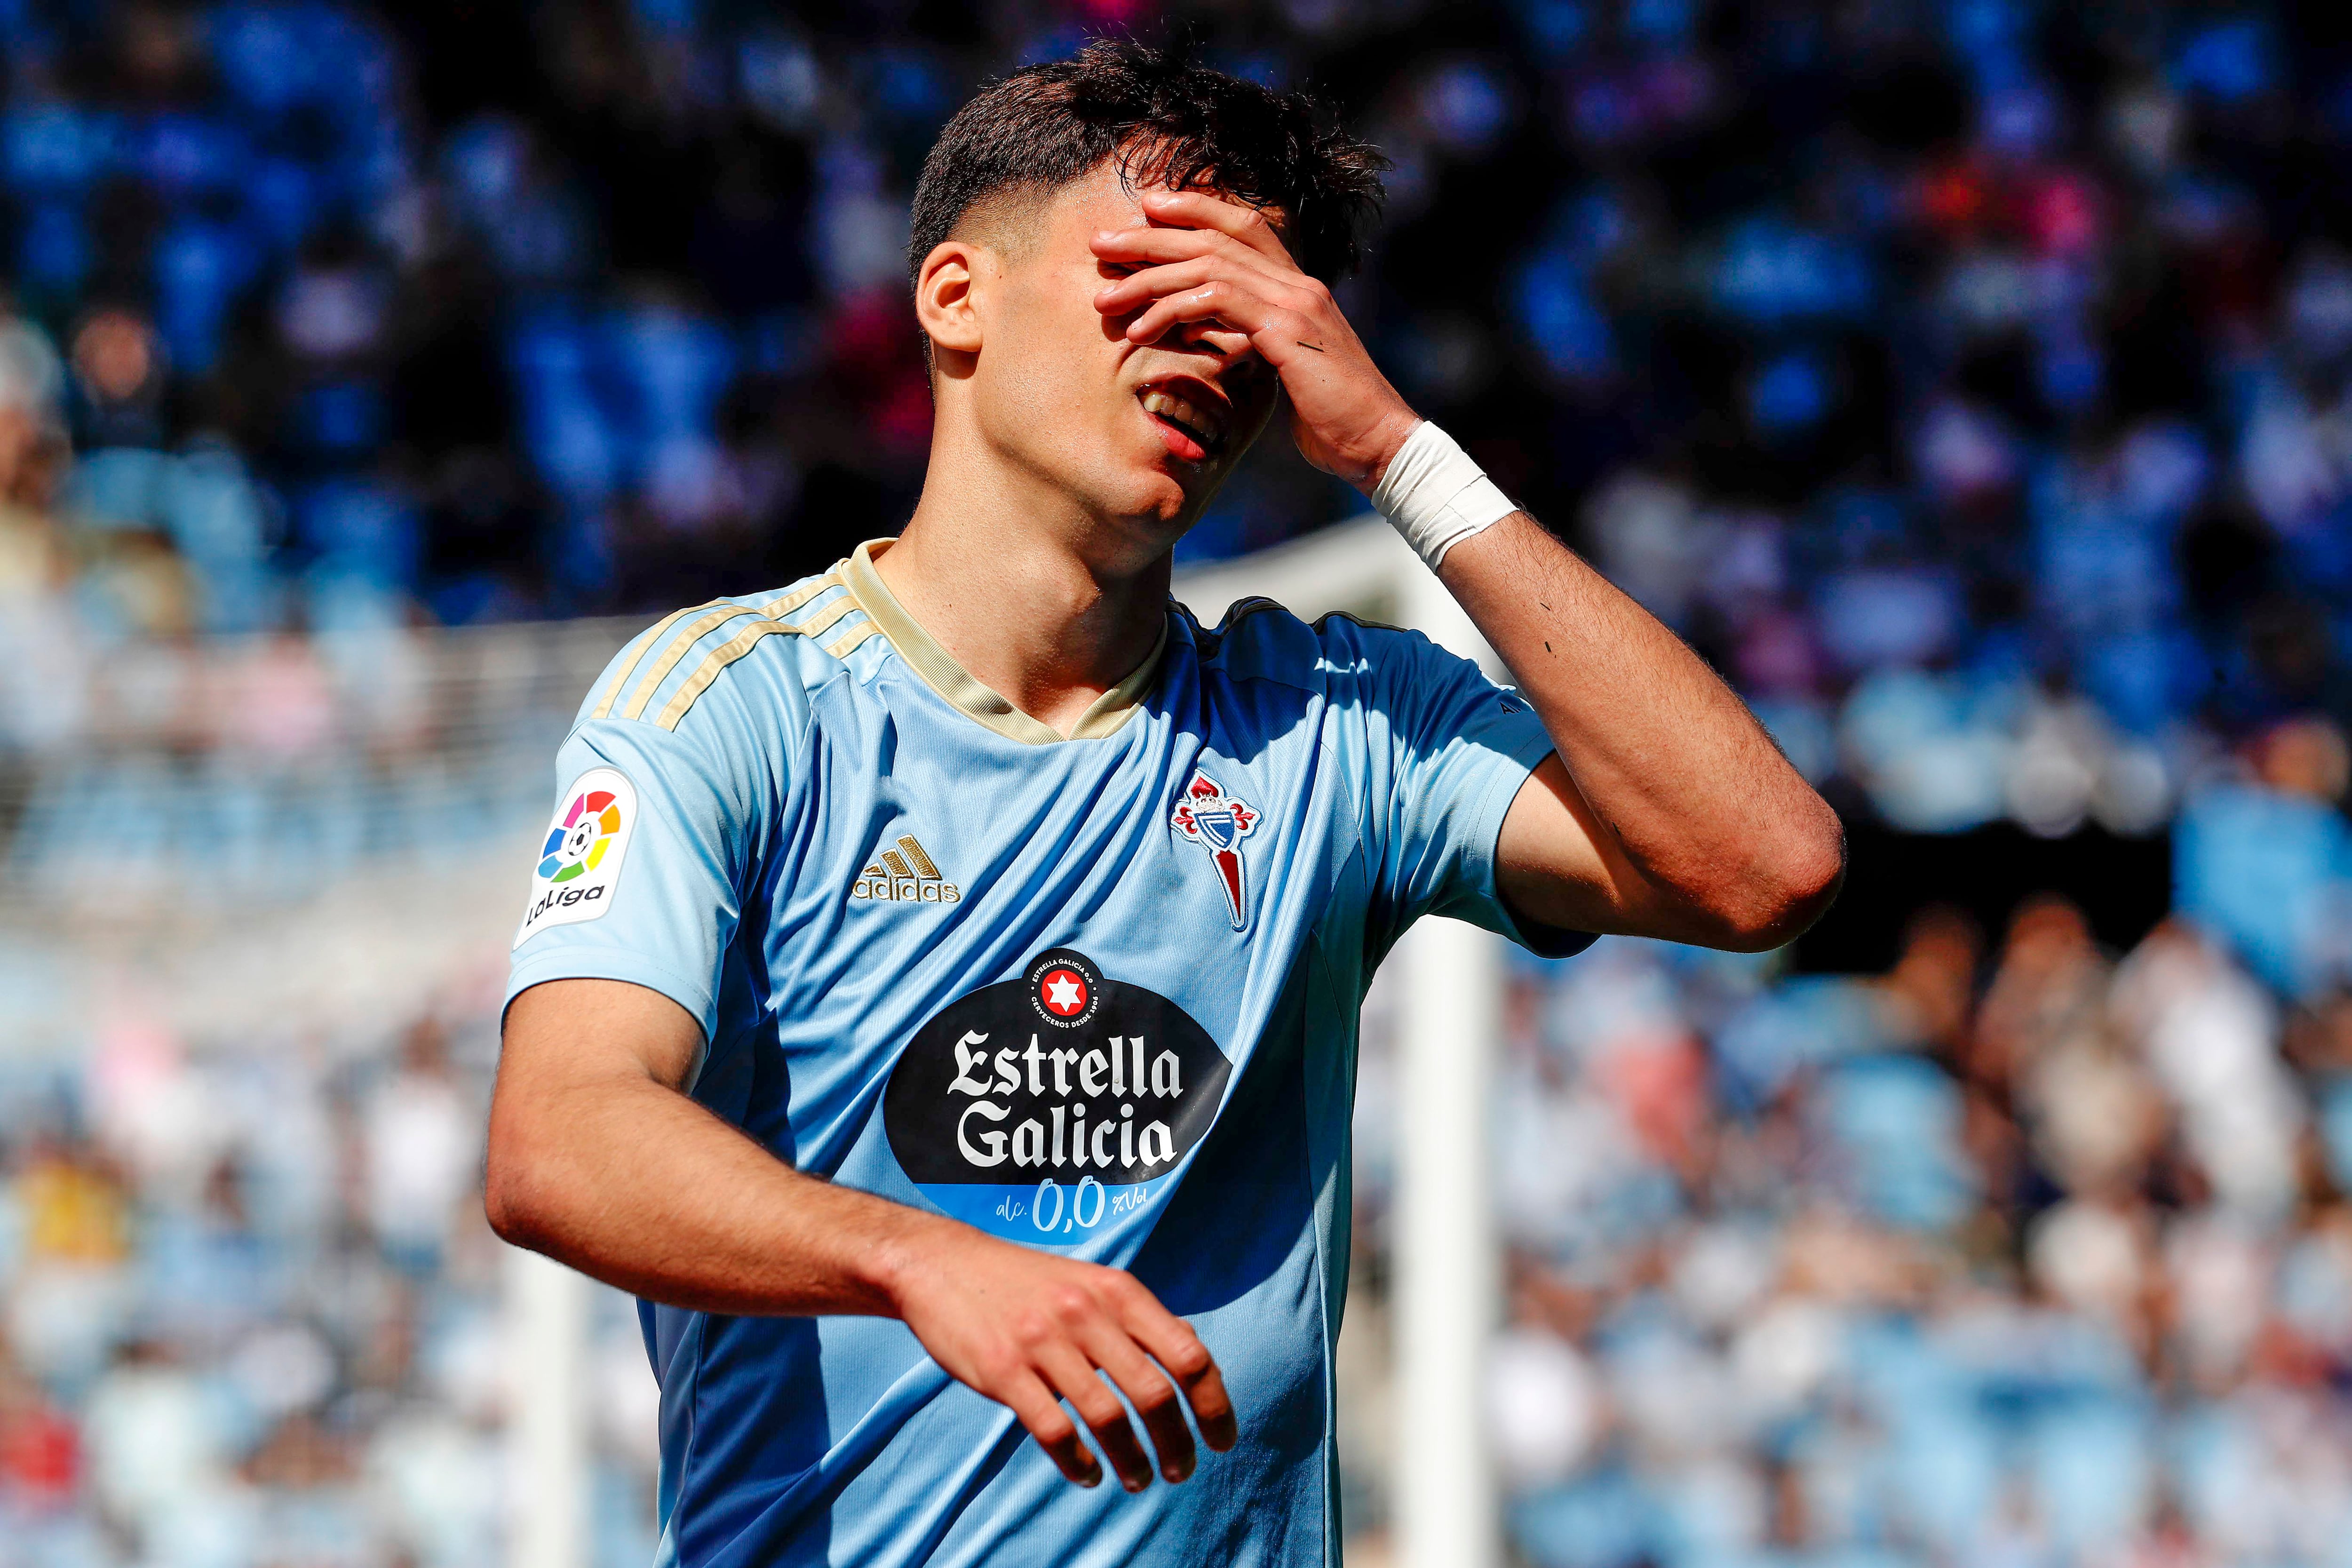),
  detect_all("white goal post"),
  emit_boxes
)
[509,517,1502,1568]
